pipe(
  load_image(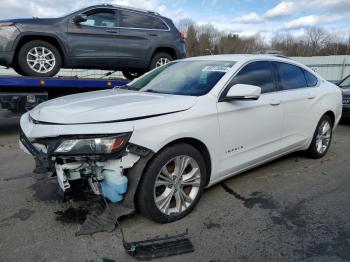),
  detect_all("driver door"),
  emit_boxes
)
[67,8,120,68]
[216,61,284,179]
